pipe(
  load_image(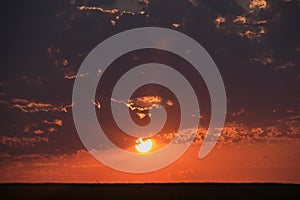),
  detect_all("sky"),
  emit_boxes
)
[0,0,299,183]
